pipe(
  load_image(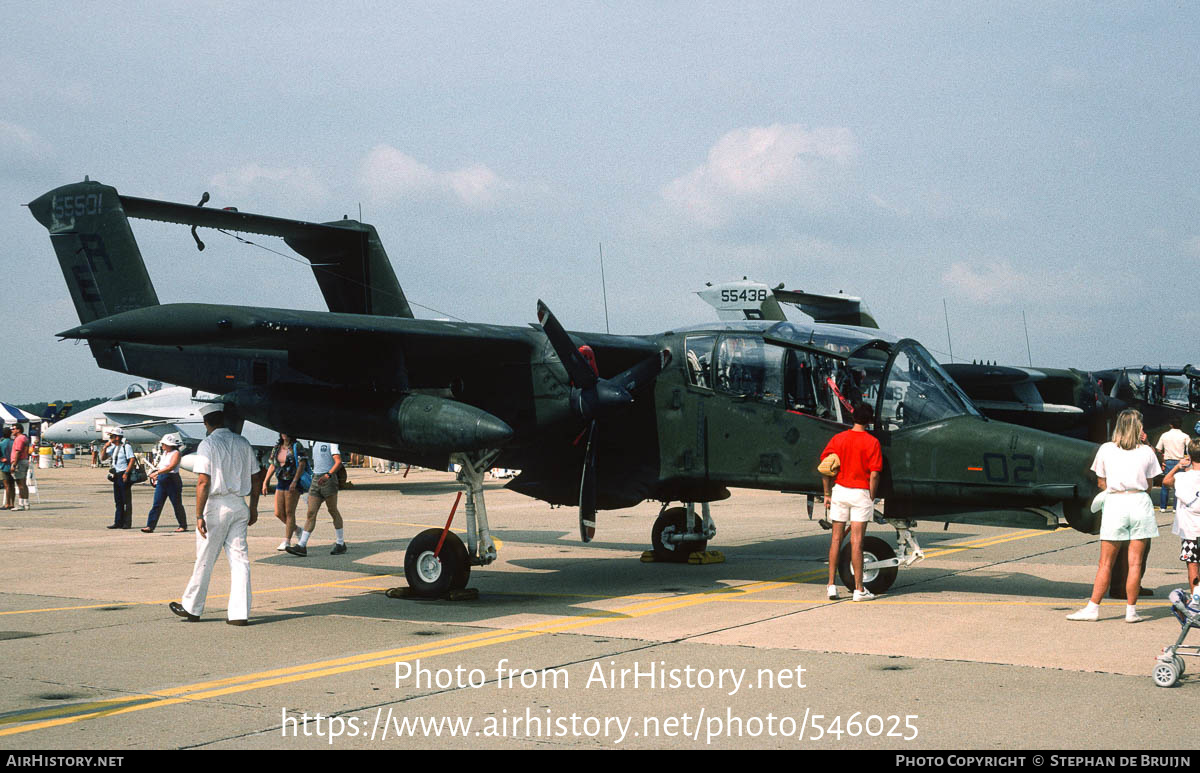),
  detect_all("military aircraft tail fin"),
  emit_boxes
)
[284,221,413,318]
[28,180,160,325]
